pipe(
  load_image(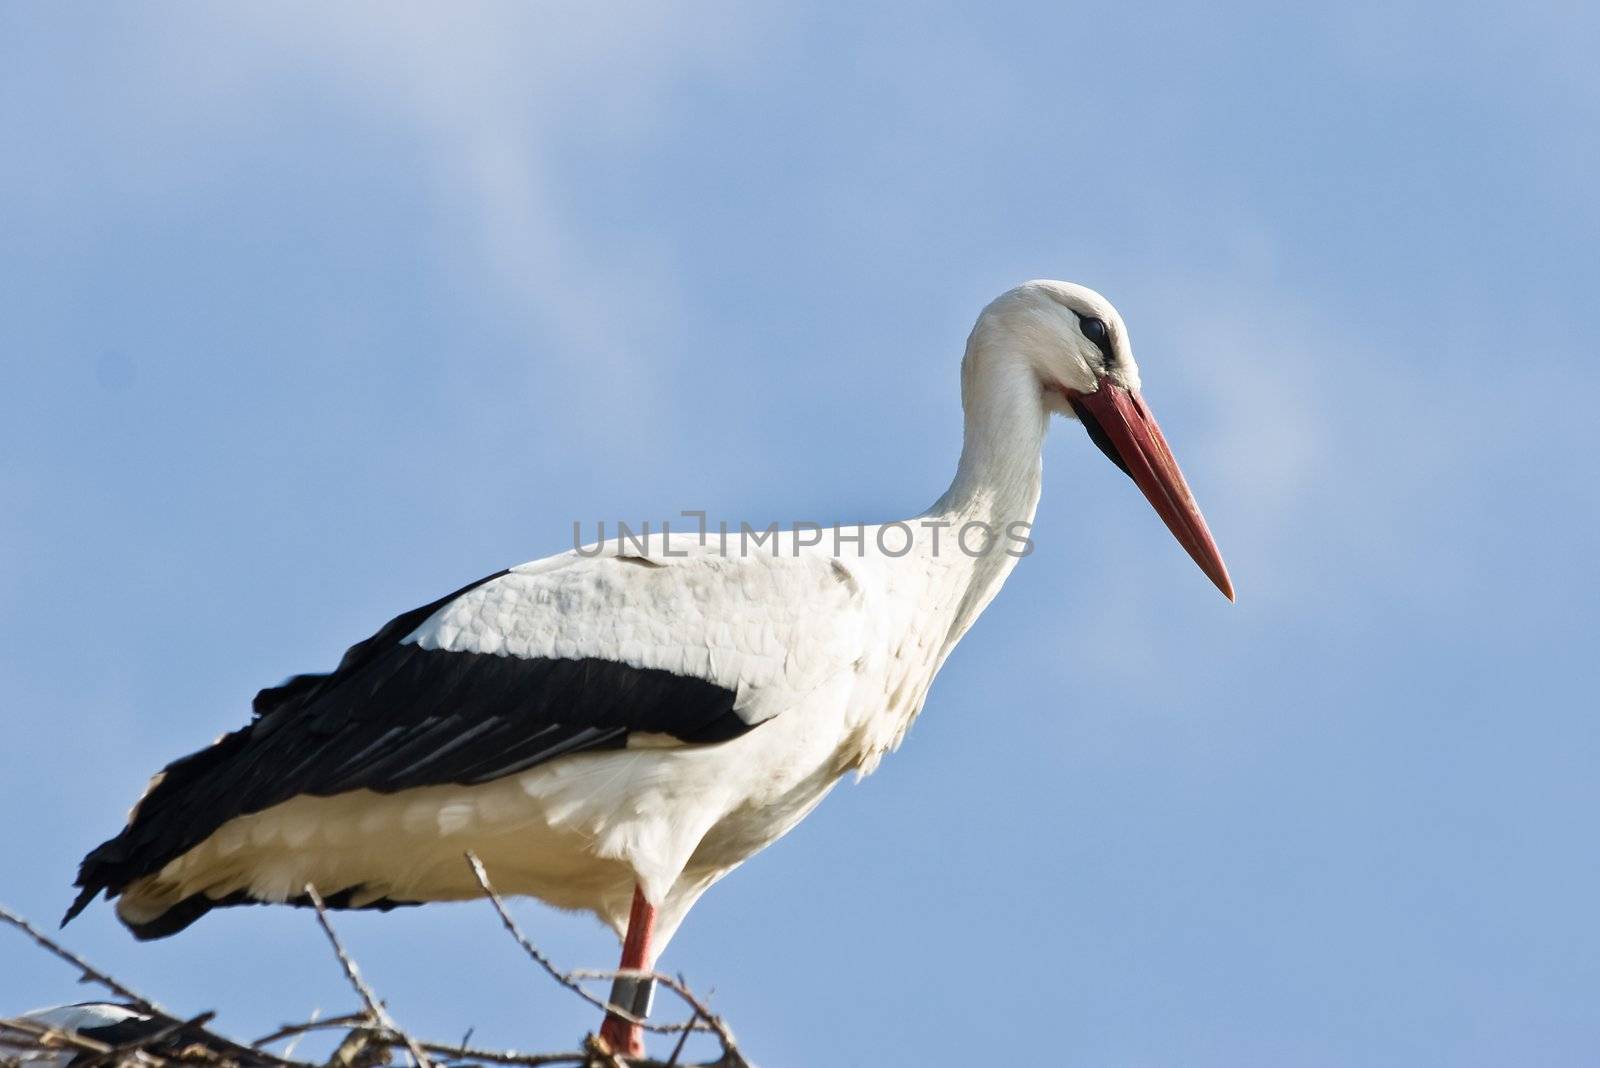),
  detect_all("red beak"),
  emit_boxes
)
[1068,378,1235,601]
